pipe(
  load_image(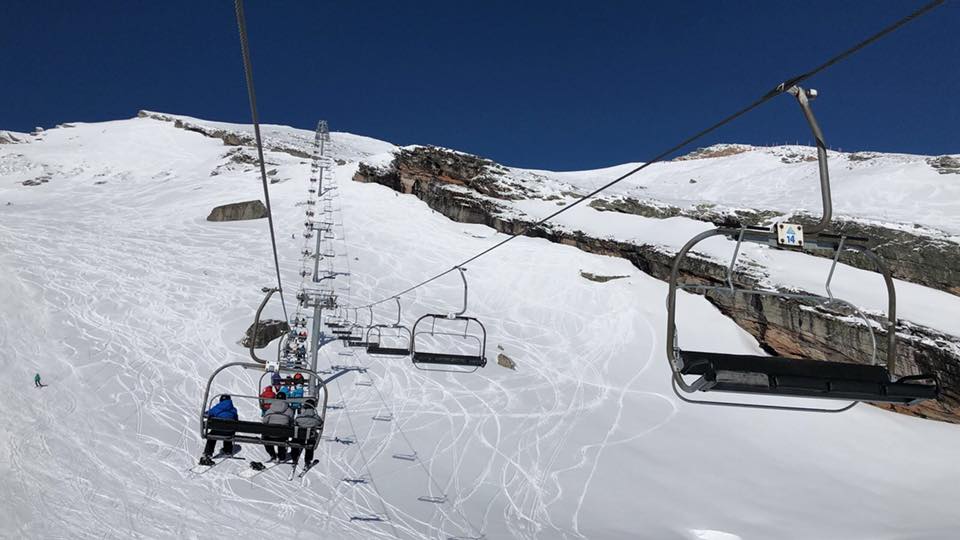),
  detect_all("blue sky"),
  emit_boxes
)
[1,1,957,170]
